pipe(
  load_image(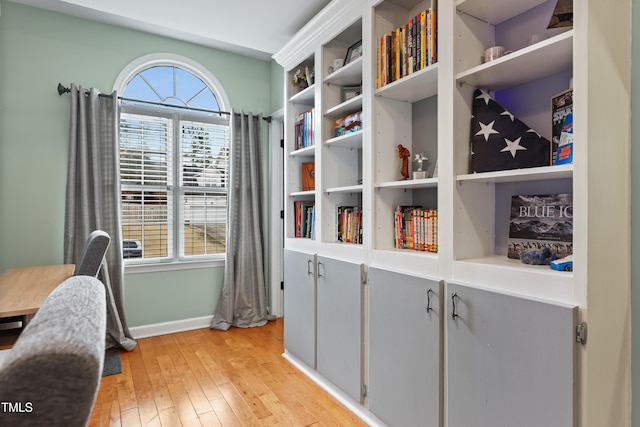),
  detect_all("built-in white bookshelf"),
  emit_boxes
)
[275,0,632,425]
